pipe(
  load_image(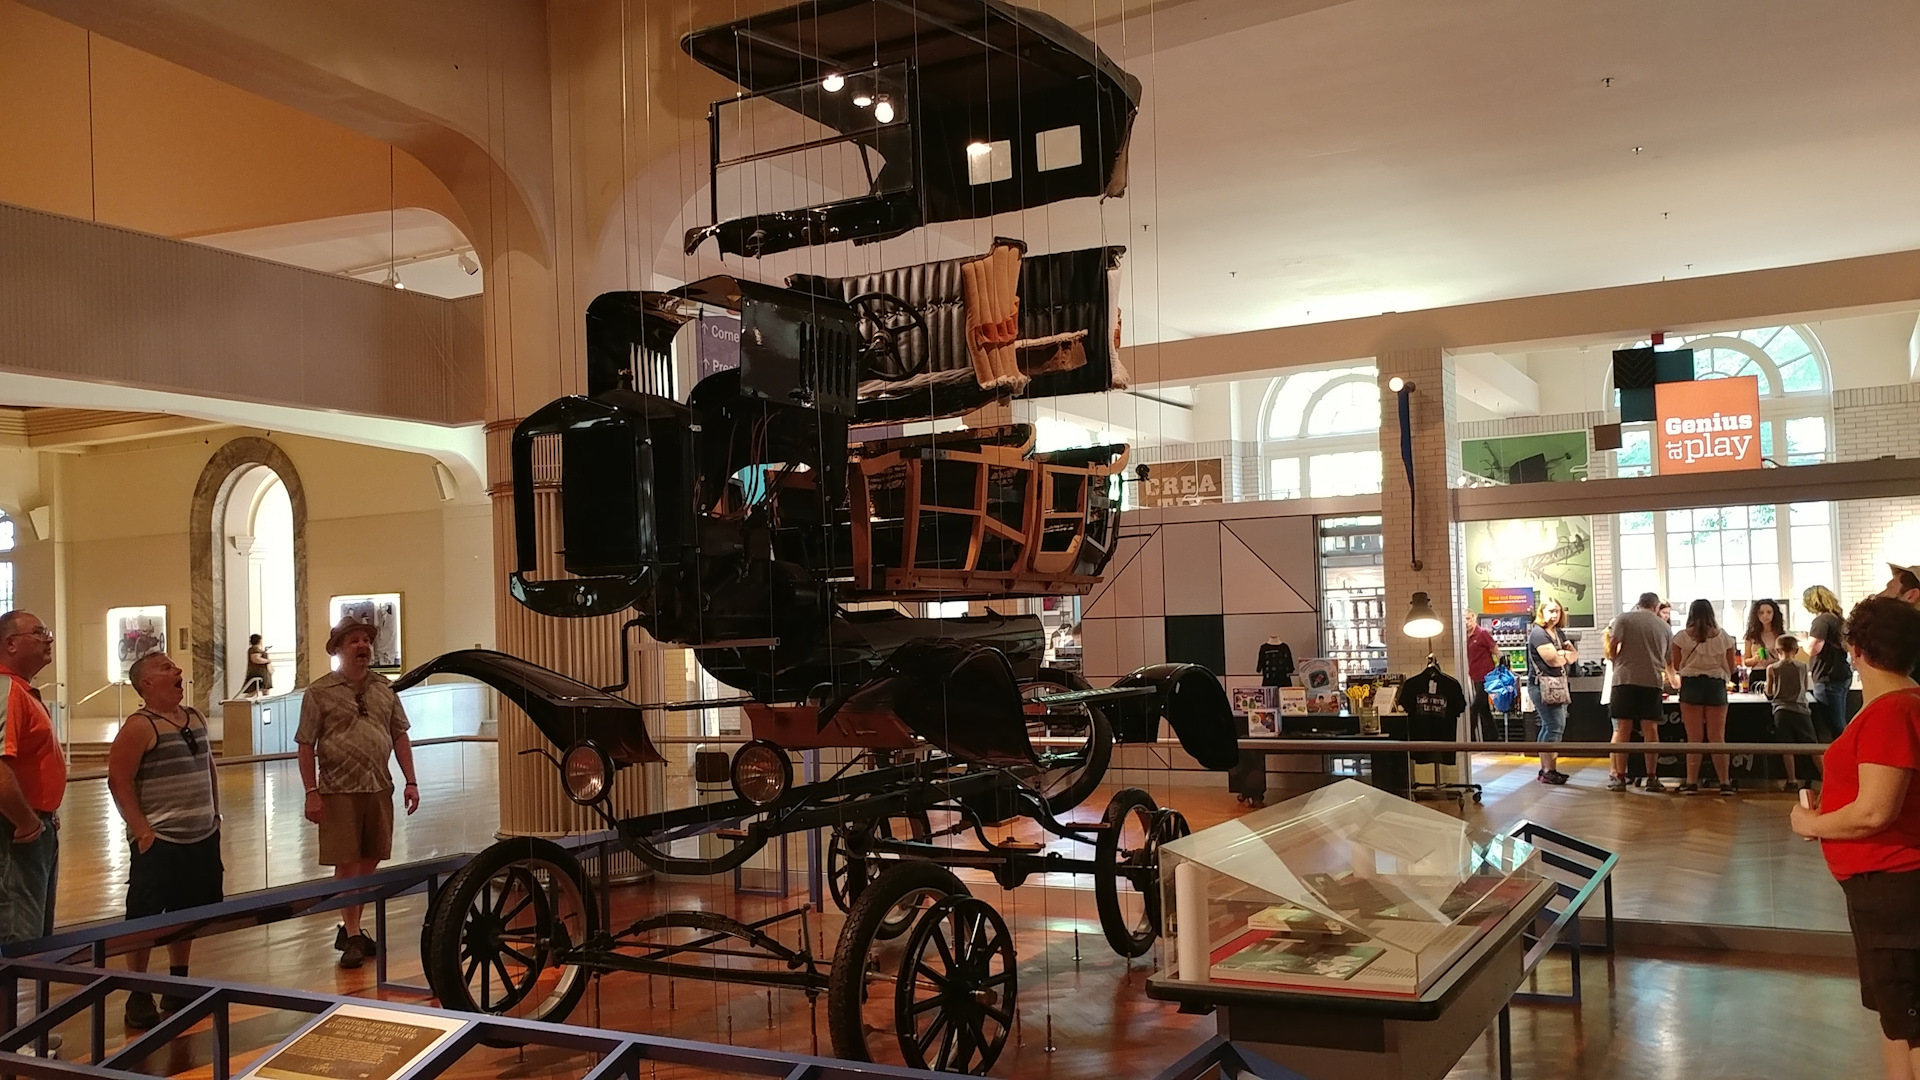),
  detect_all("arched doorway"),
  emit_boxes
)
[220,466,296,696]
[190,438,309,712]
